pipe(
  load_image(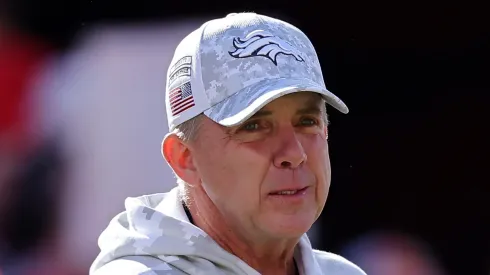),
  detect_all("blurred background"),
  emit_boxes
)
[0,0,488,274]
